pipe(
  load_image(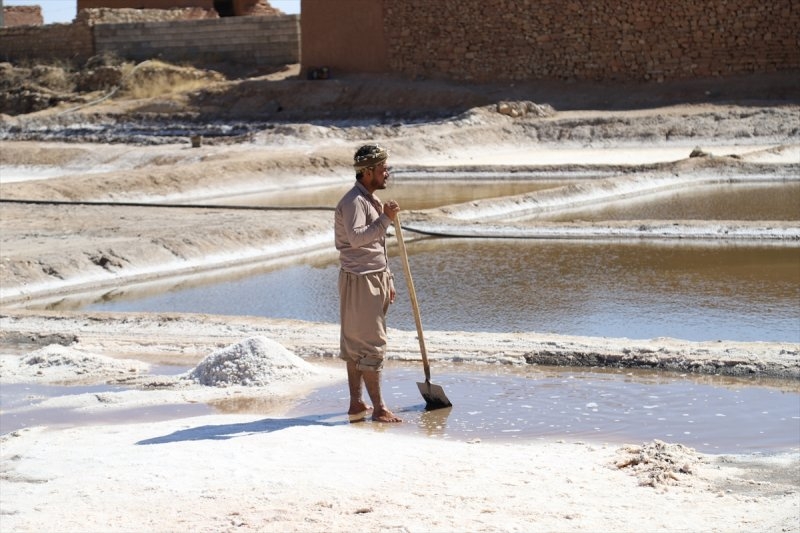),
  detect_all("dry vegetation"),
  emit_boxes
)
[0,56,227,115]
